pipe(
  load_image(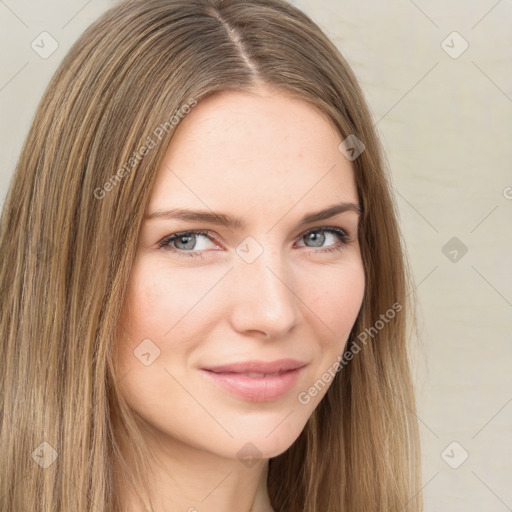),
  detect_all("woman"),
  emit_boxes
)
[0,0,422,510]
